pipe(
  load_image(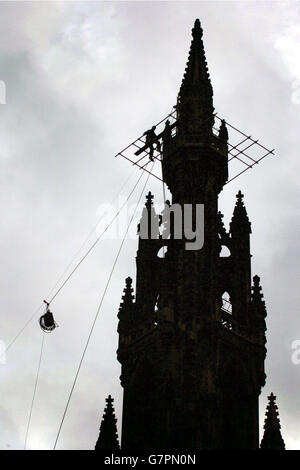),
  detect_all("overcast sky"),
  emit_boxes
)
[0,0,299,450]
